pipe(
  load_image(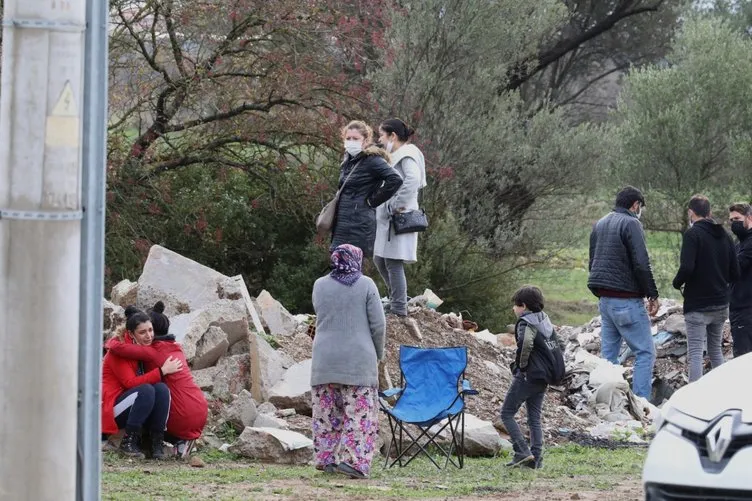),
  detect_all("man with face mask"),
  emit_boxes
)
[672,195,739,382]
[728,203,752,357]
[588,186,659,399]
